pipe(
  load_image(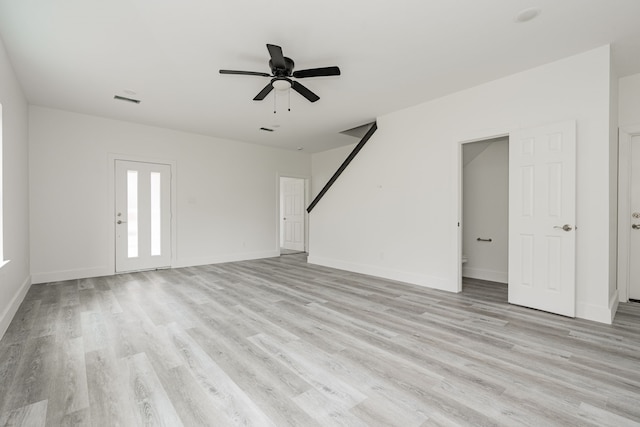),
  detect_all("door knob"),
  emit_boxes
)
[633,224,640,230]
[554,224,573,232]
[117,220,127,225]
